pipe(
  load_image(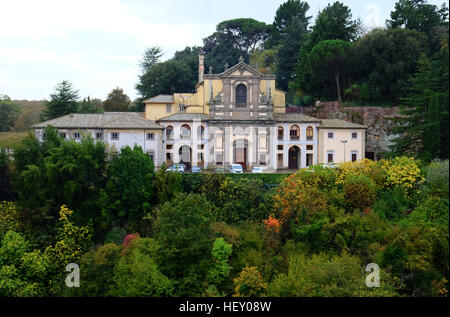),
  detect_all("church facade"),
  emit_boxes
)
[34,55,366,171]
